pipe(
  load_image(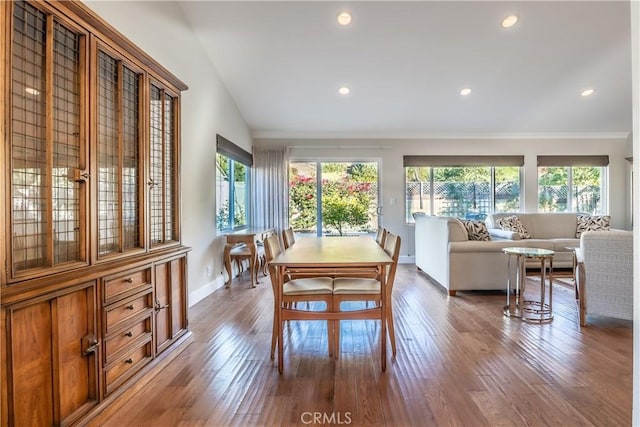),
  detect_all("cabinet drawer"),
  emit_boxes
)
[104,268,152,304]
[104,315,152,364]
[105,340,152,395]
[105,292,152,334]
